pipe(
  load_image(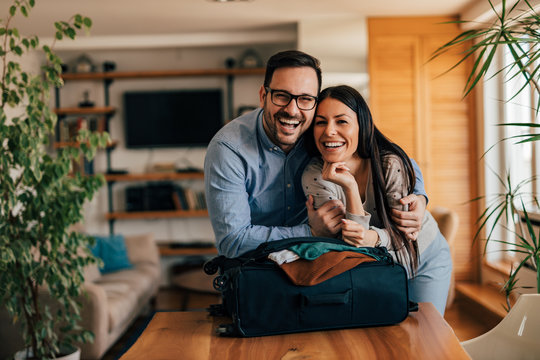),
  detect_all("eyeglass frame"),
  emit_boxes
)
[264,87,318,111]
